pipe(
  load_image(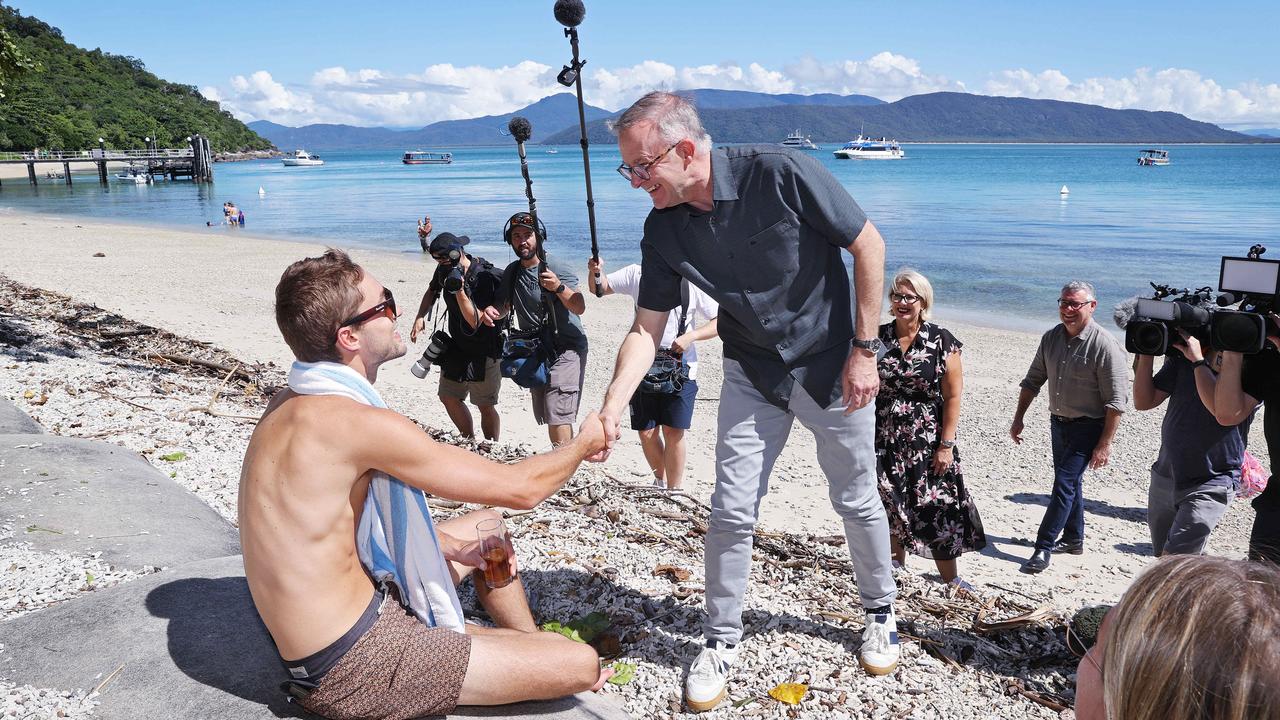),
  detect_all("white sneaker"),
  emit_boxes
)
[684,643,737,712]
[859,609,900,675]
